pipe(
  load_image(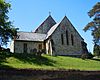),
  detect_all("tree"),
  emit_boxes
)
[93,44,100,57]
[83,2,100,56]
[0,0,18,47]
